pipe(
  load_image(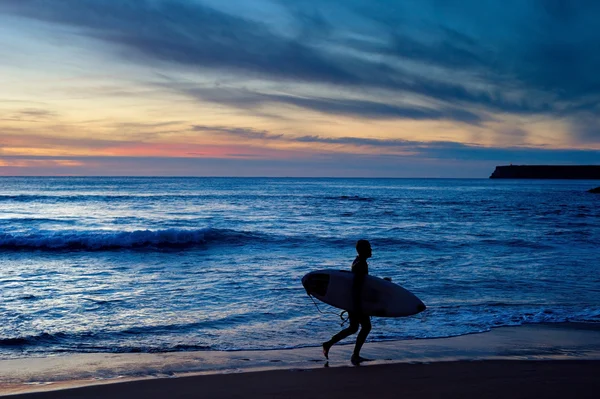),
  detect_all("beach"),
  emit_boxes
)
[2,323,600,397]
[6,360,600,399]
